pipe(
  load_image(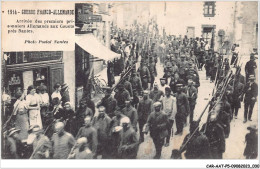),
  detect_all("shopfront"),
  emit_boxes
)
[4,51,64,101]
